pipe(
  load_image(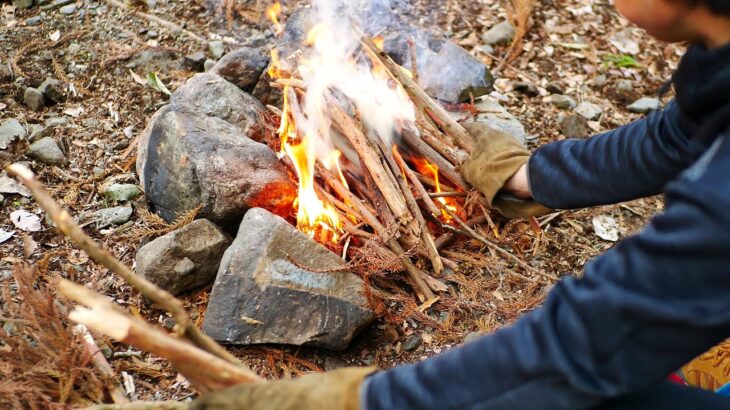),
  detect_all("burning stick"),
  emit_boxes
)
[392,146,441,219]
[401,128,468,191]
